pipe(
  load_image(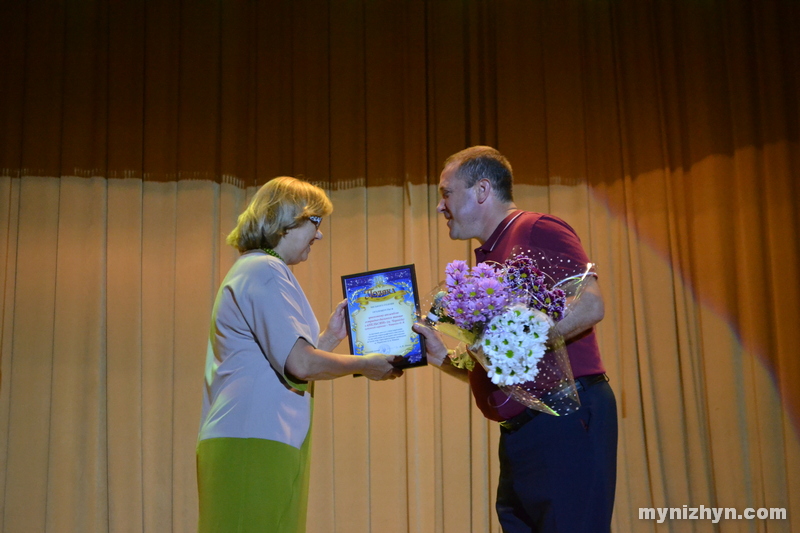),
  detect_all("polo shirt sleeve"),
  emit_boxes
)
[237,262,316,390]
[528,215,595,283]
